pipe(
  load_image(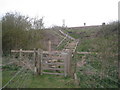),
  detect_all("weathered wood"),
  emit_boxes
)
[42,72,64,75]
[48,40,51,52]
[42,51,63,54]
[42,62,64,65]
[19,49,22,65]
[77,51,97,54]
[42,57,64,60]
[11,50,67,54]
[63,53,67,77]
[37,49,41,75]
[67,50,72,76]
[11,49,72,77]
[43,67,64,71]
[11,50,34,53]
[34,48,37,74]
[40,49,43,75]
